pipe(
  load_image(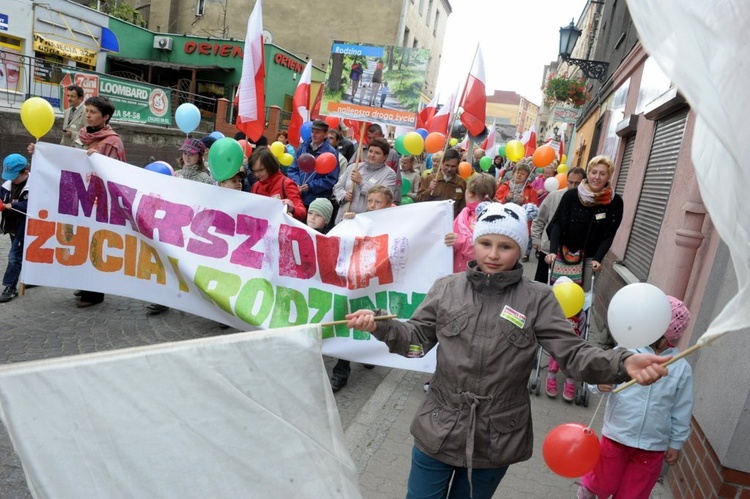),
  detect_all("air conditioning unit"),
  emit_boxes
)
[153,36,173,51]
